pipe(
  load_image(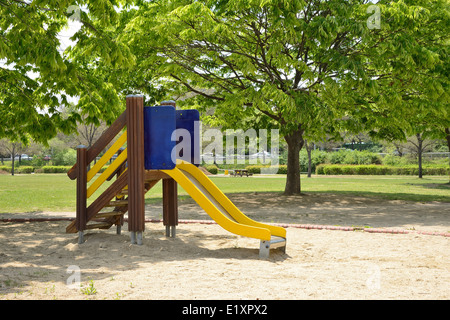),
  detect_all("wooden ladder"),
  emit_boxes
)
[66,109,130,235]
[66,96,175,243]
[66,170,128,234]
[66,171,163,234]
